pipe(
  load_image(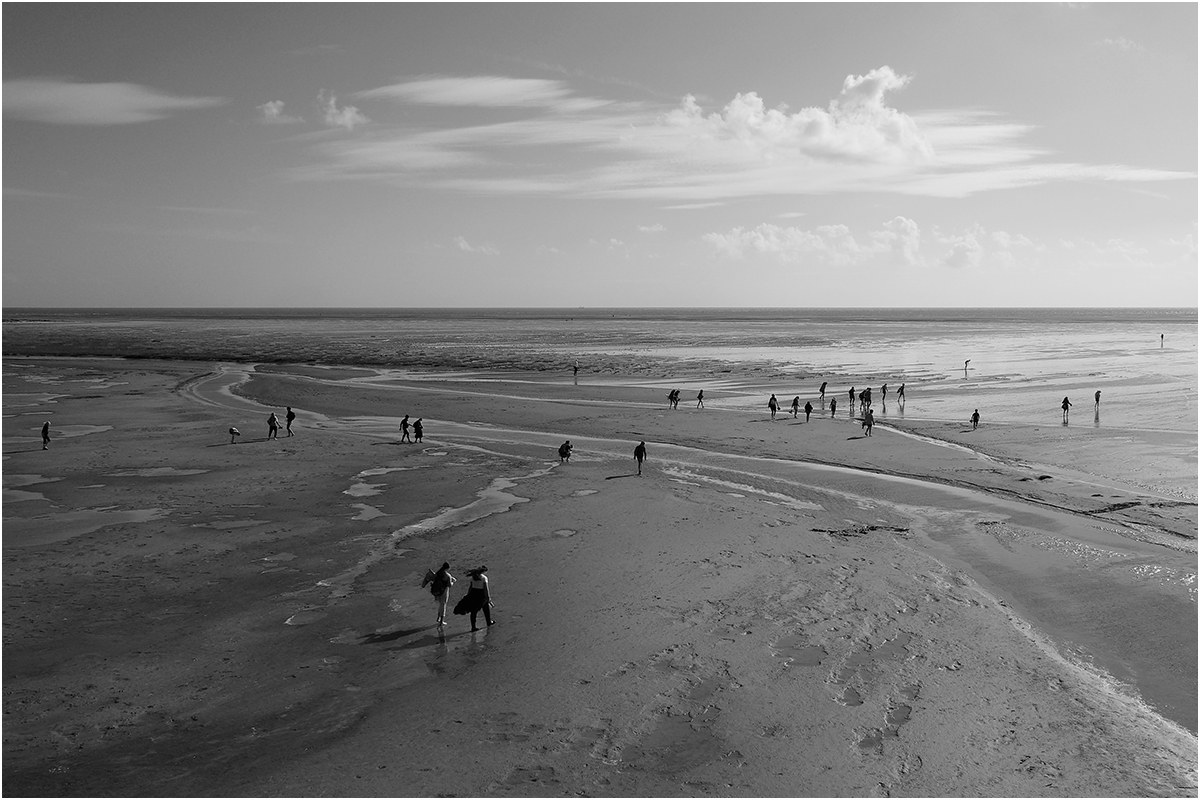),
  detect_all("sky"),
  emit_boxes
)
[3,3,1196,308]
